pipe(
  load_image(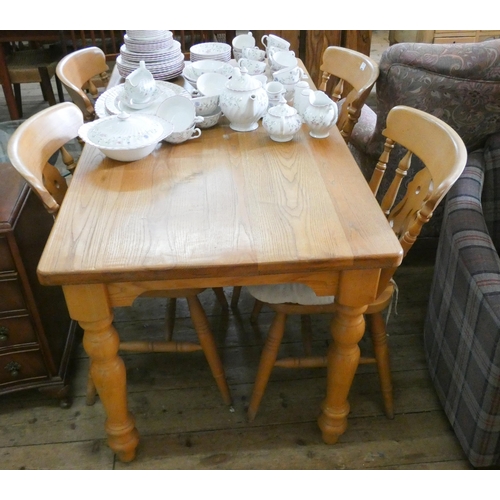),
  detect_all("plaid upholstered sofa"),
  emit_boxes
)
[424,132,500,468]
[349,39,500,238]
